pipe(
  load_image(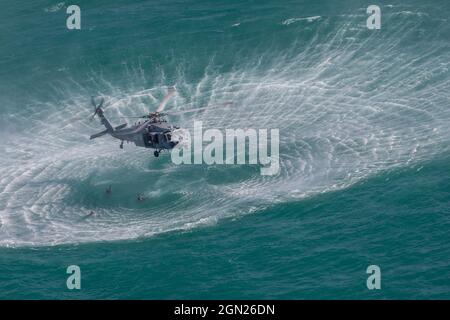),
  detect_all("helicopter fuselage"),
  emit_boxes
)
[112,119,178,151]
[90,92,181,156]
